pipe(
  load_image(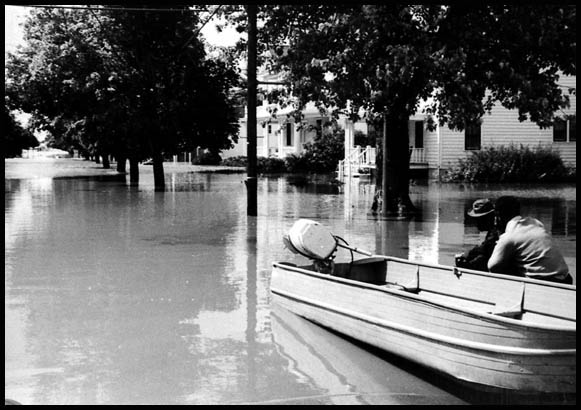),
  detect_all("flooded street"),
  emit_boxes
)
[5,159,576,405]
